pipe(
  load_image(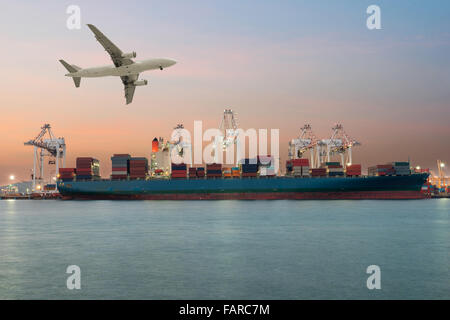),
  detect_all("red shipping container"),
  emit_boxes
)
[376,164,394,169]
[242,172,257,176]
[76,170,92,174]
[206,163,222,169]
[292,159,309,166]
[311,168,327,176]
[111,175,127,180]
